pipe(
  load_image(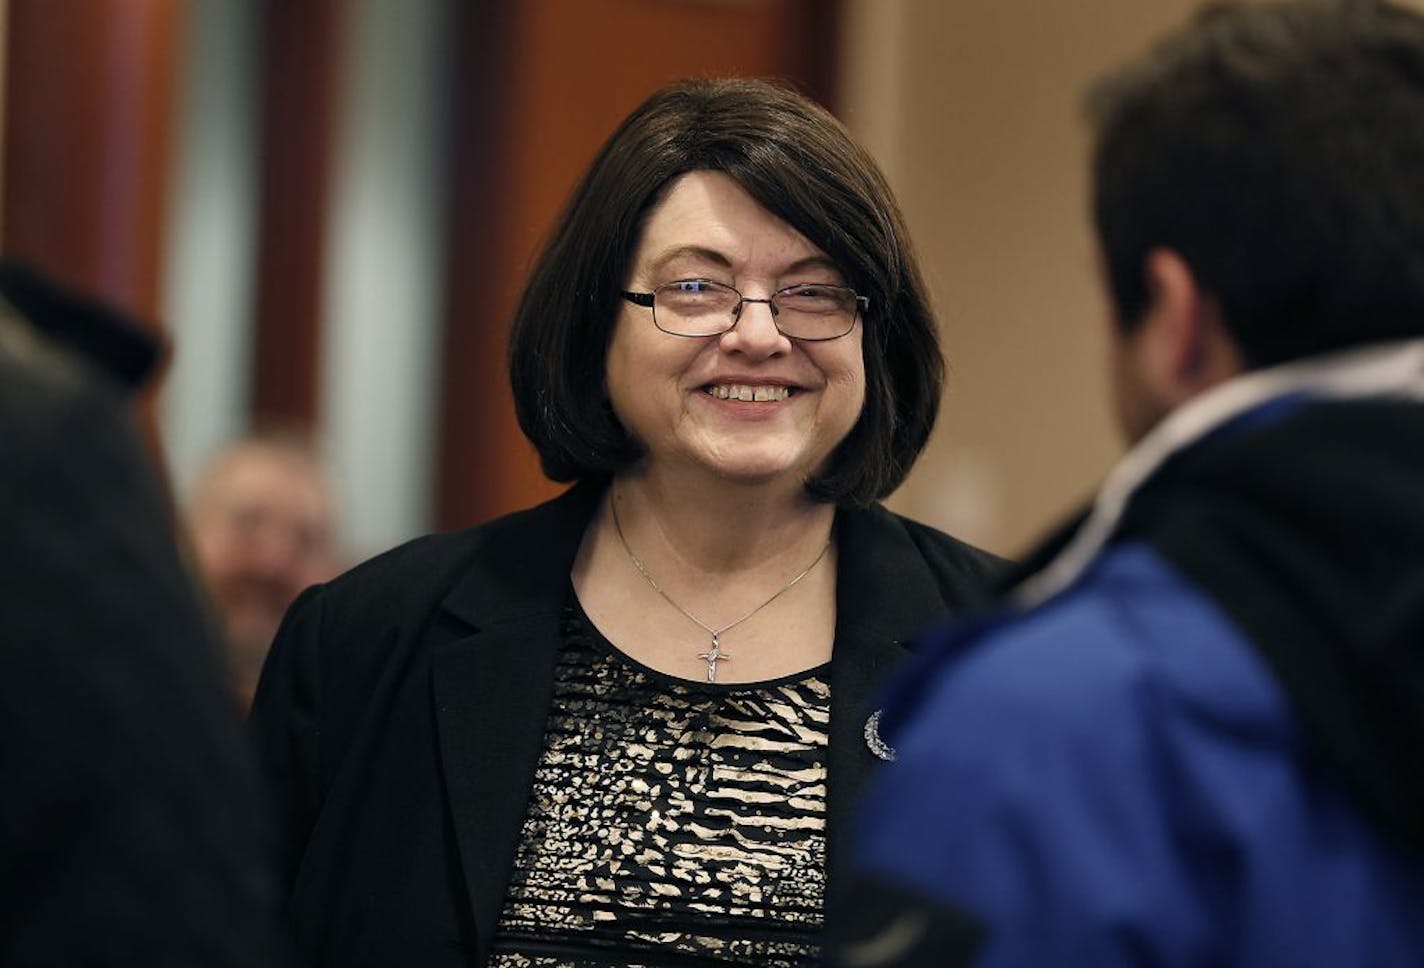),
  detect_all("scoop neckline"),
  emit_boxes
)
[566,586,831,693]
